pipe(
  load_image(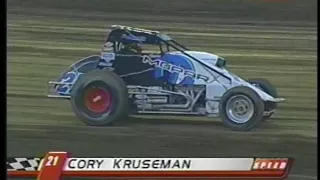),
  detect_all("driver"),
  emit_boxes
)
[119,42,142,55]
